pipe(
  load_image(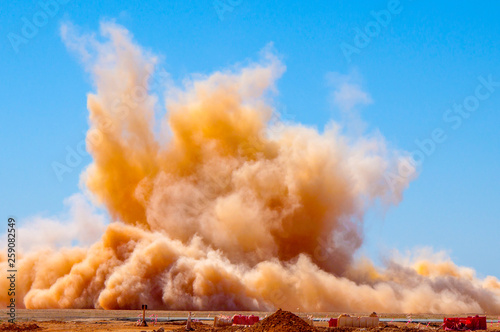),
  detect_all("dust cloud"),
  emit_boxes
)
[2,22,499,314]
